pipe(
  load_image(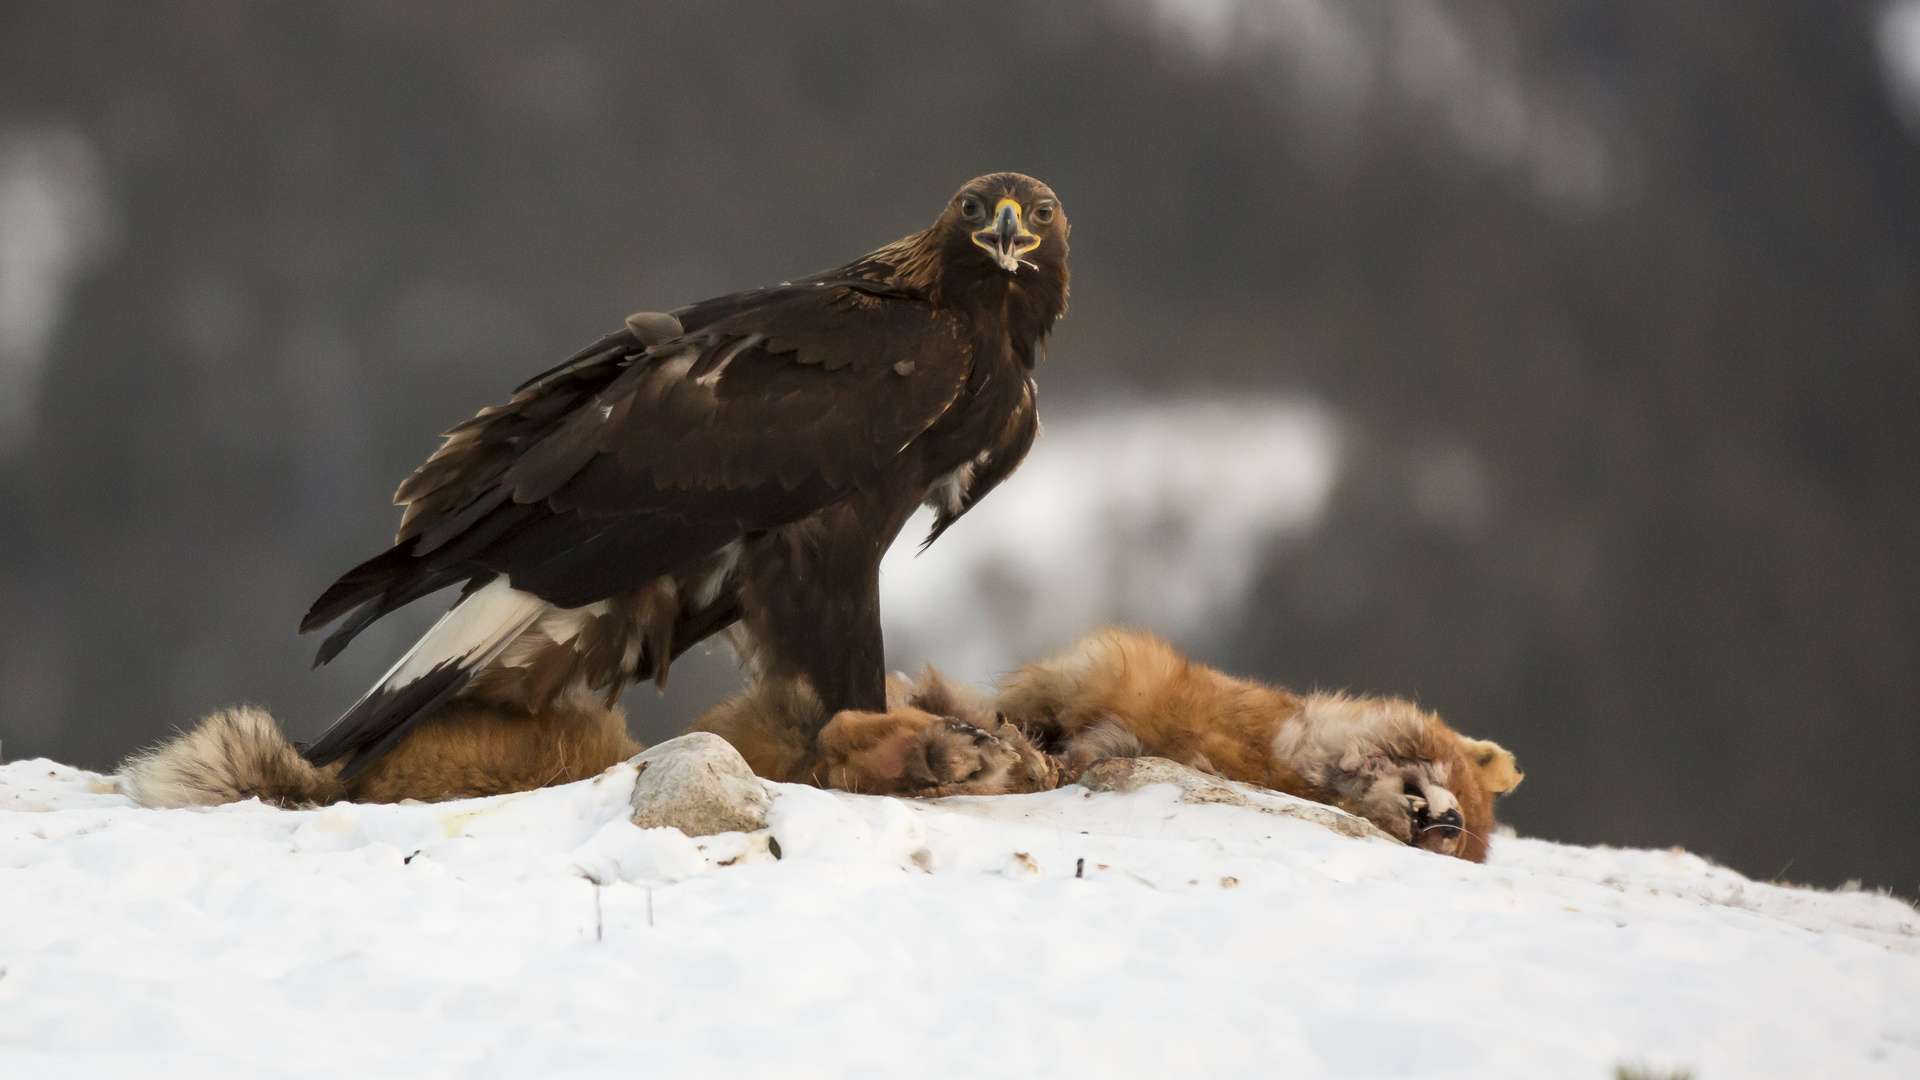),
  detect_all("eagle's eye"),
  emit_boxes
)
[1030,203,1055,225]
[958,196,983,219]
